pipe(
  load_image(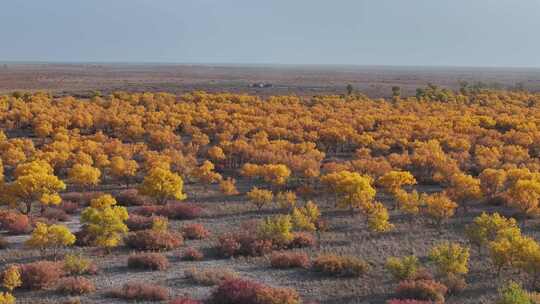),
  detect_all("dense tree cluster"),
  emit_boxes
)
[2,88,540,302]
